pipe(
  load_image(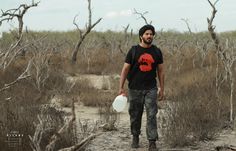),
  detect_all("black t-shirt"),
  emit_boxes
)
[125,44,163,90]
